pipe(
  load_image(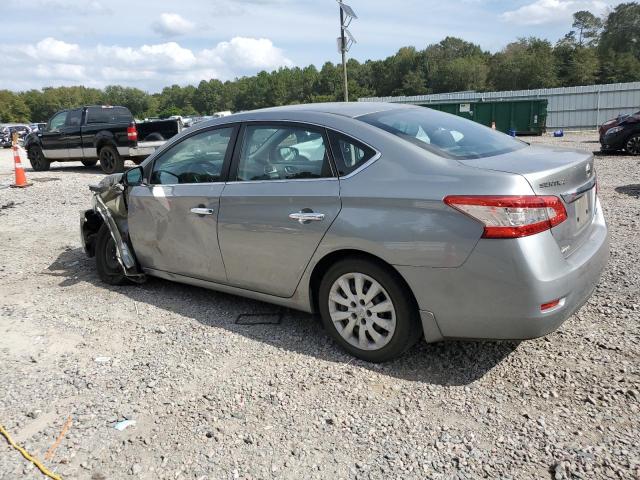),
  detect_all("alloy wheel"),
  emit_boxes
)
[626,136,640,155]
[328,272,396,351]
